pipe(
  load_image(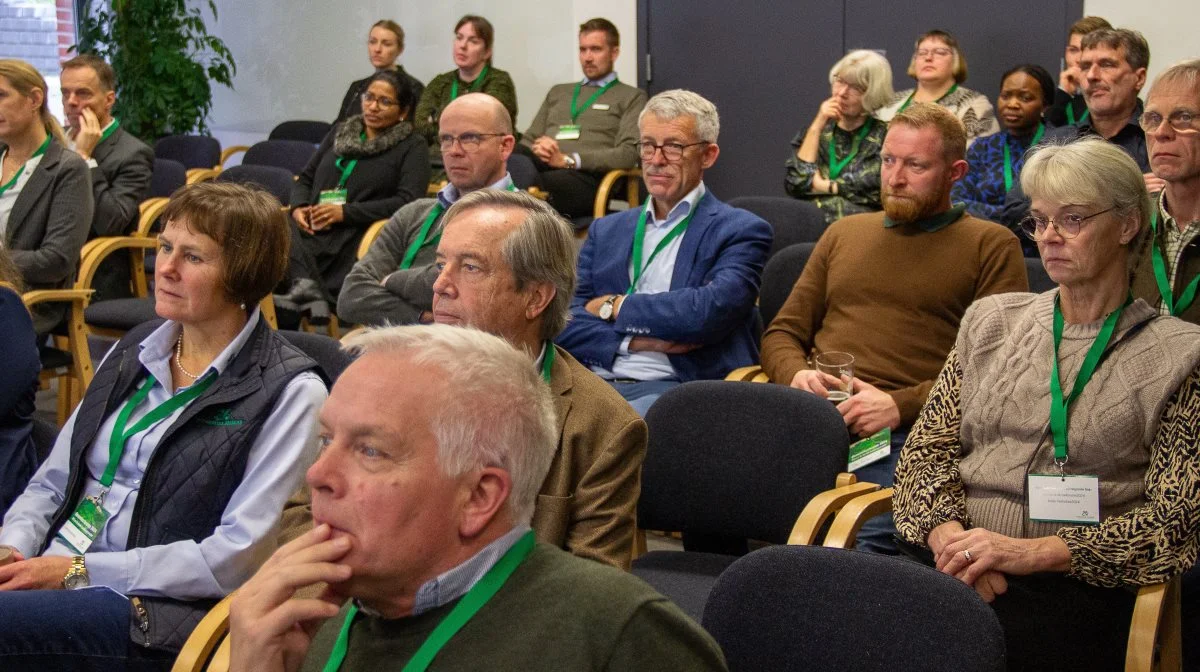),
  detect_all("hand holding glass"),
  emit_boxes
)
[814,352,854,402]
